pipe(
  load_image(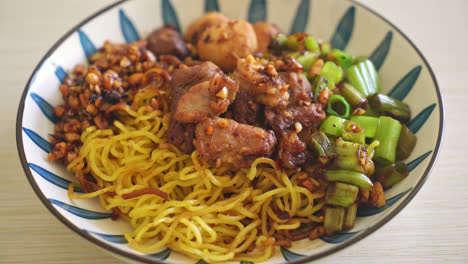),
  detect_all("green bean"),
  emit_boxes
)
[325,182,359,207]
[334,139,368,174]
[340,83,367,108]
[343,203,357,230]
[324,206,345,235]
[375,162,409,188]
[327,94,350,119]
[332,49,353,69]
[321,42,332,57]
[321,61,343,87]
[396,125,417,161]
[296,52,318,71]
[319,115,346,137]
[345,59,380,97]
[349,115,380,138]
[309,131,335,164]
[304,35,320,53]
[374,116,402,164]
[325,170,373,191]
[368,93,411,124]
[342,120,365,144]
